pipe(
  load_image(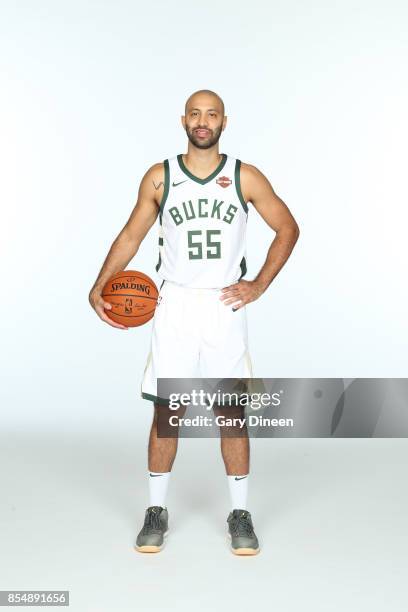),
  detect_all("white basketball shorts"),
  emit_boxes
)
[140,280,253,404]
